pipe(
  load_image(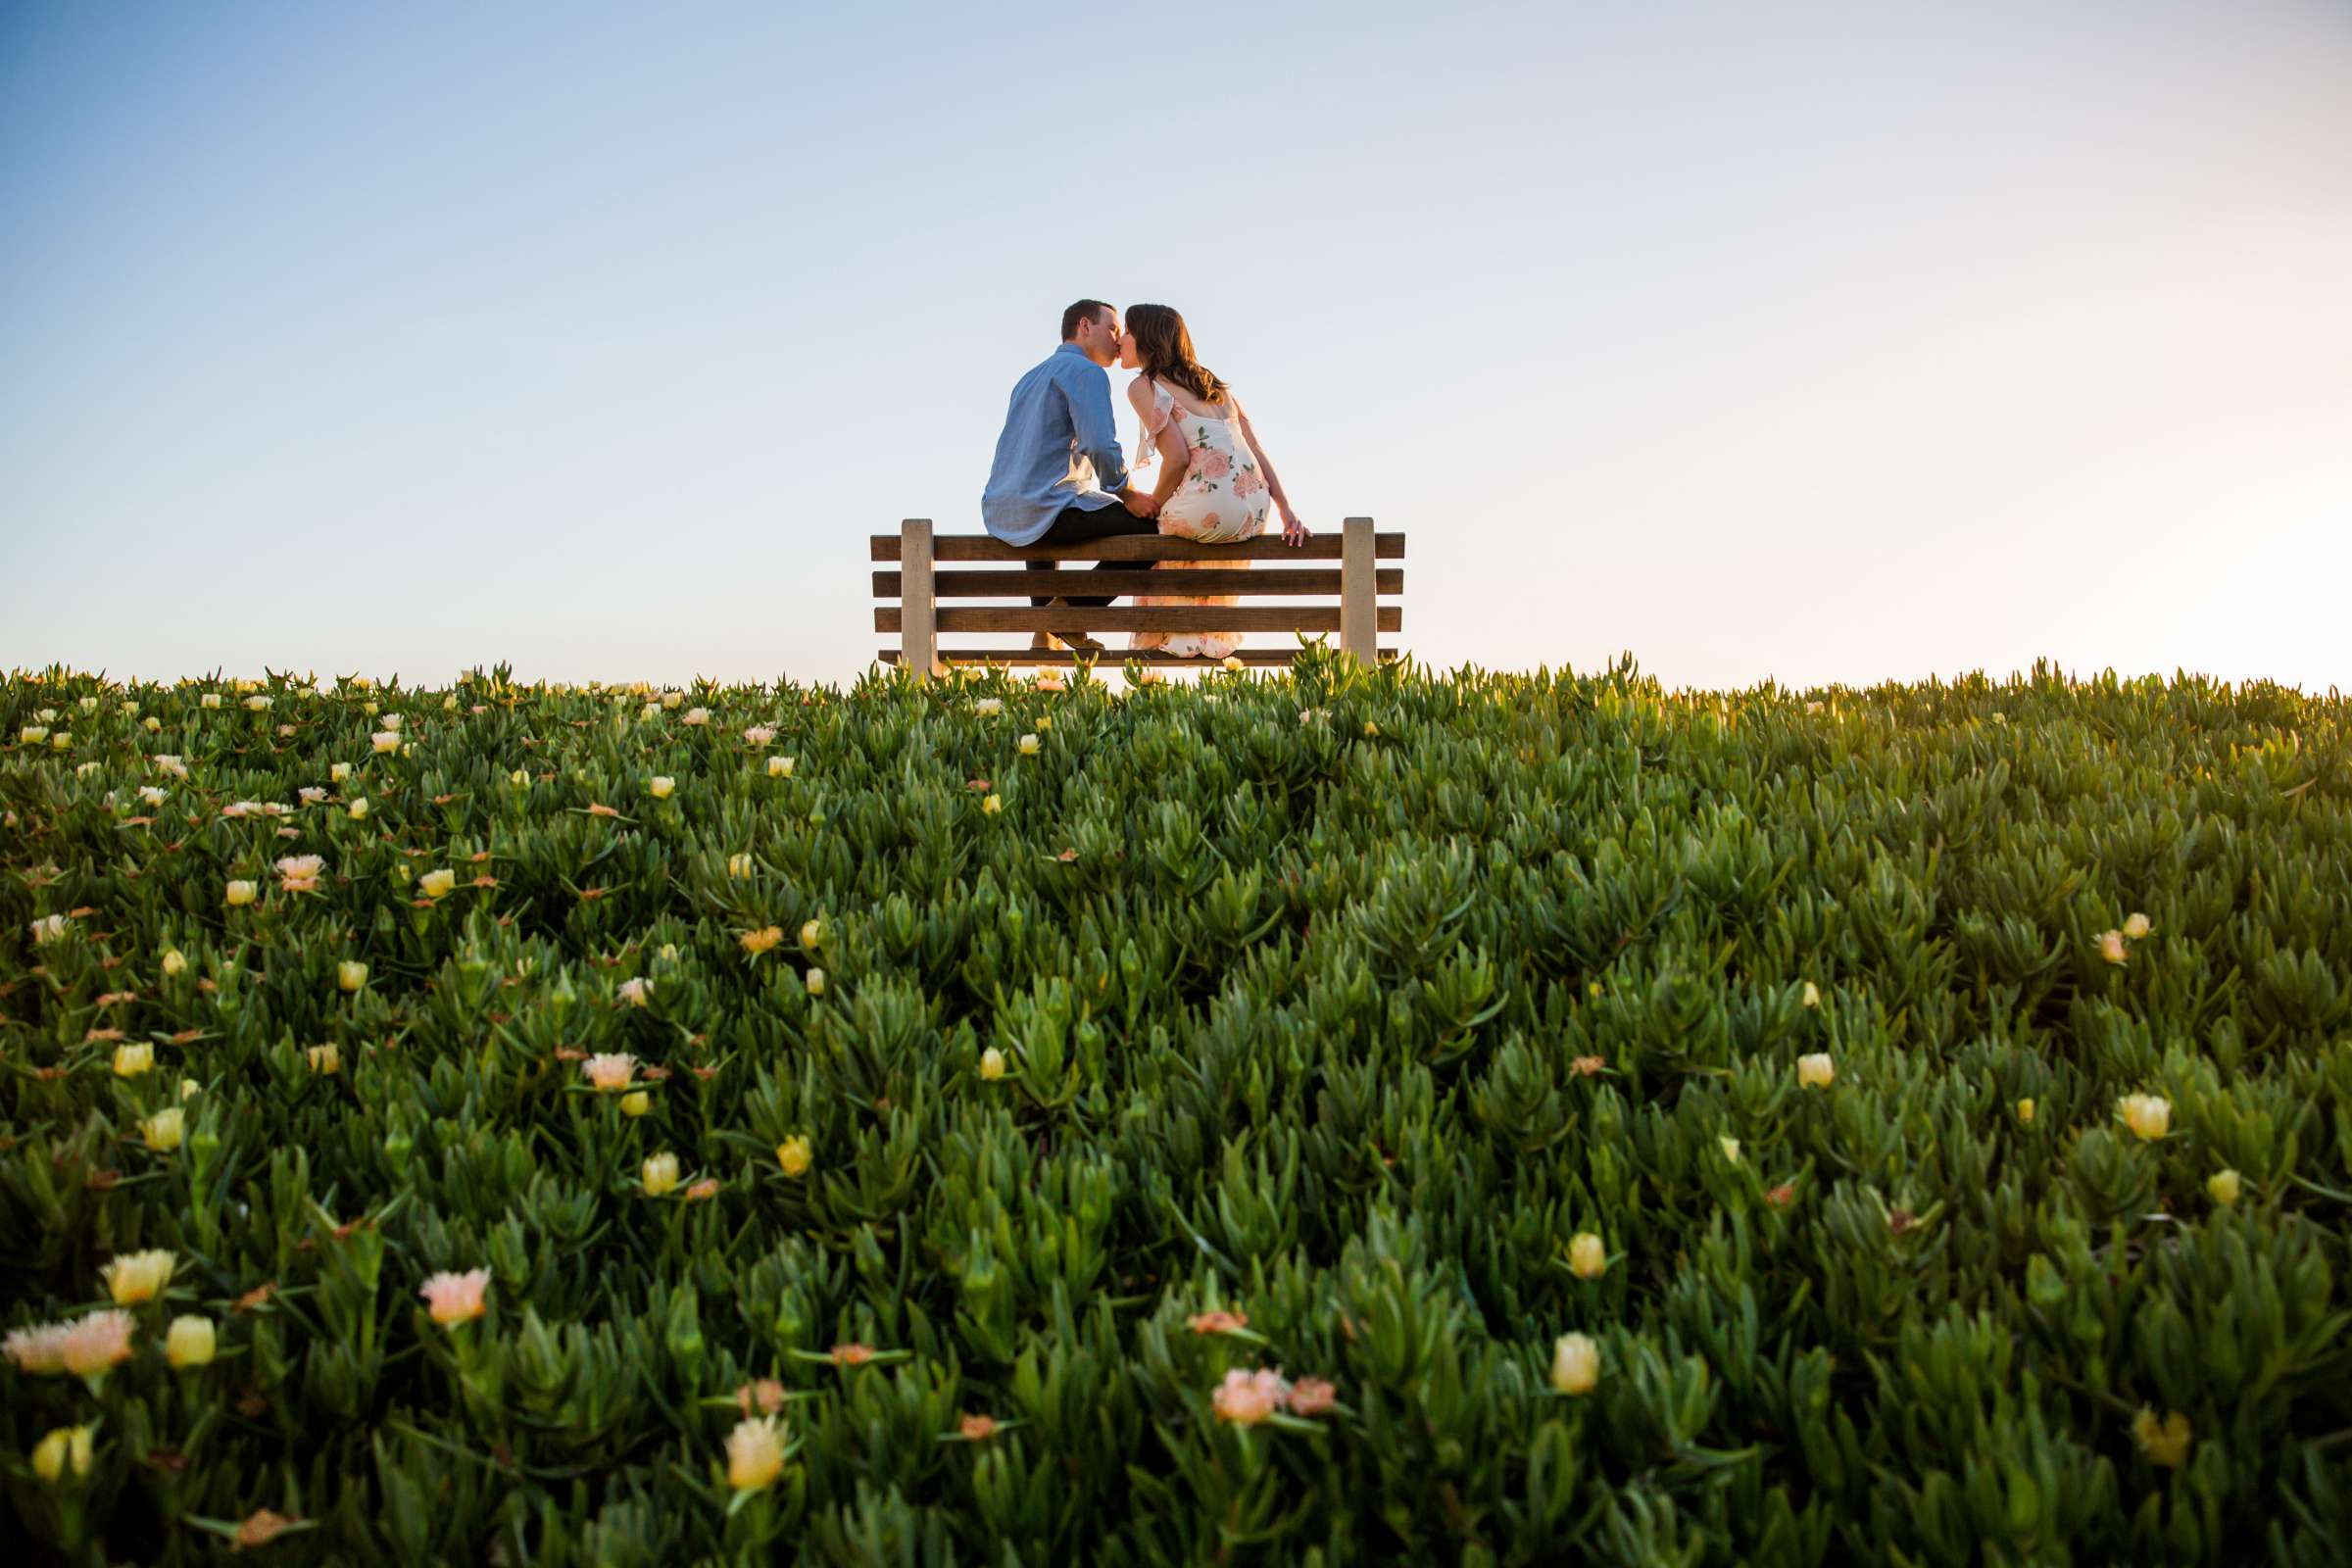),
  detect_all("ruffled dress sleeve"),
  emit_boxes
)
[1131,378,1175,469]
